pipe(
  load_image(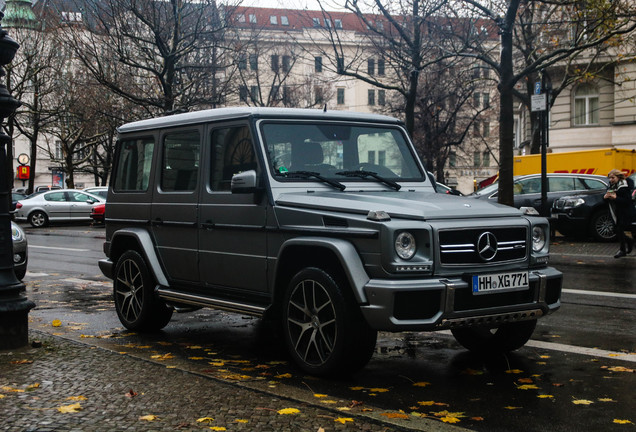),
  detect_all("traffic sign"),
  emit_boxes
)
[531,94,546,112]
[534,82,542,95]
